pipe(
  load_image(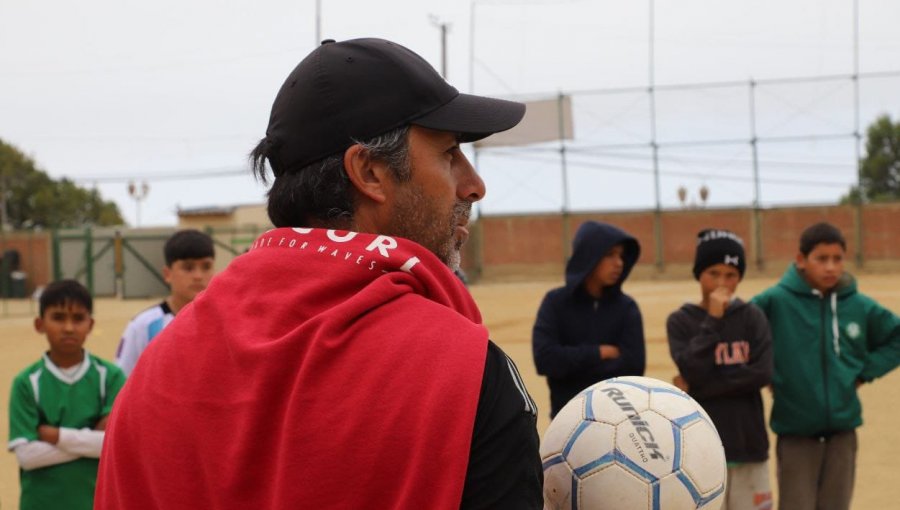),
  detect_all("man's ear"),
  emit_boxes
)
[34,317,45,334]
[795,251,806,269]
[343,144,390,204]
